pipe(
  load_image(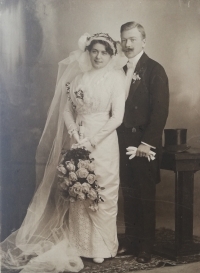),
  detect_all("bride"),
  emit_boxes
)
[1,33,126,272]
